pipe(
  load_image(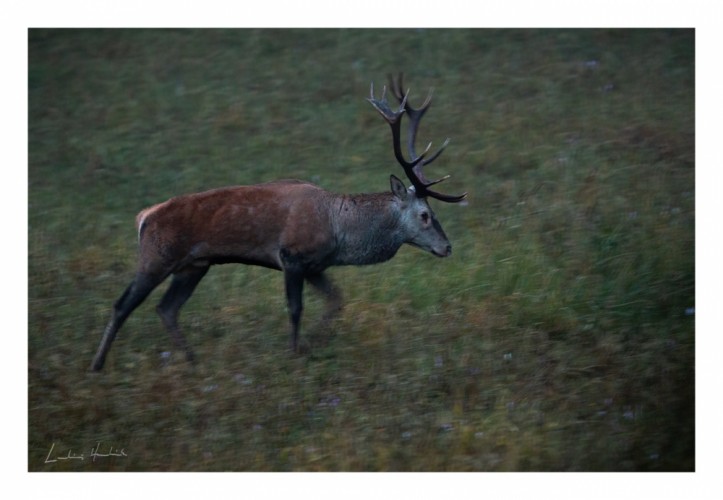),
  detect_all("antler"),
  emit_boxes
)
[367,73,467,203]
